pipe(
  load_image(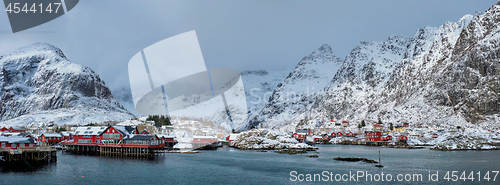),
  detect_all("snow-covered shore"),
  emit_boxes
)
[430,131,499,150]
[230,129,313,150]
